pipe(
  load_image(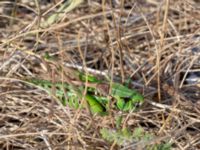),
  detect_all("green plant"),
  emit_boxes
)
[41,0,83,28]
[100,127,171,150]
